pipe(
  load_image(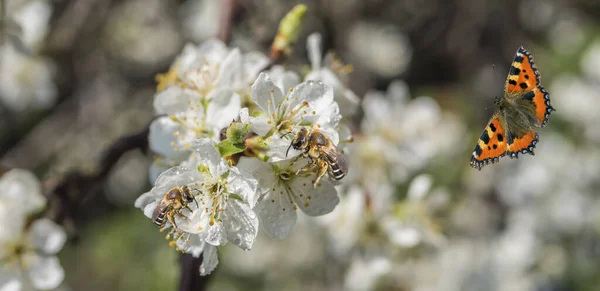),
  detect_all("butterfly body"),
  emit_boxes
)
[470,46,554,170]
